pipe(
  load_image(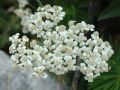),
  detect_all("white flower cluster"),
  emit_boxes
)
[9,33,48,78]
[14,2,65,34]
[9,0,114,82]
